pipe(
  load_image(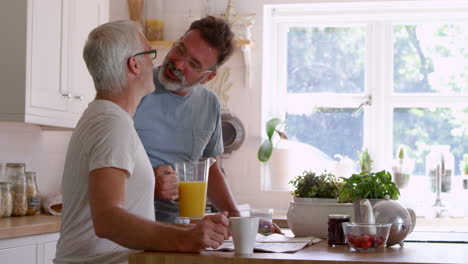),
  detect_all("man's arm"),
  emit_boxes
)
[89,167,229,252]
[206,161,240,218]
